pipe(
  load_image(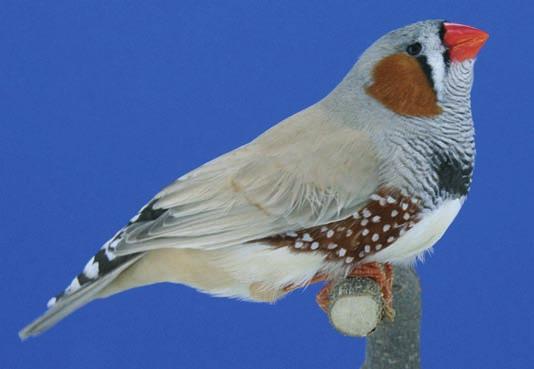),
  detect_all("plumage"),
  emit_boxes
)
[19,19,488,340]
[260,188,423,264]
[366,53,442,117]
